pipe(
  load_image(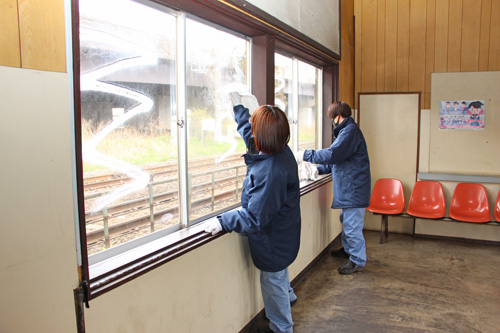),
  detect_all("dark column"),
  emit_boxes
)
[252,35,275,105]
